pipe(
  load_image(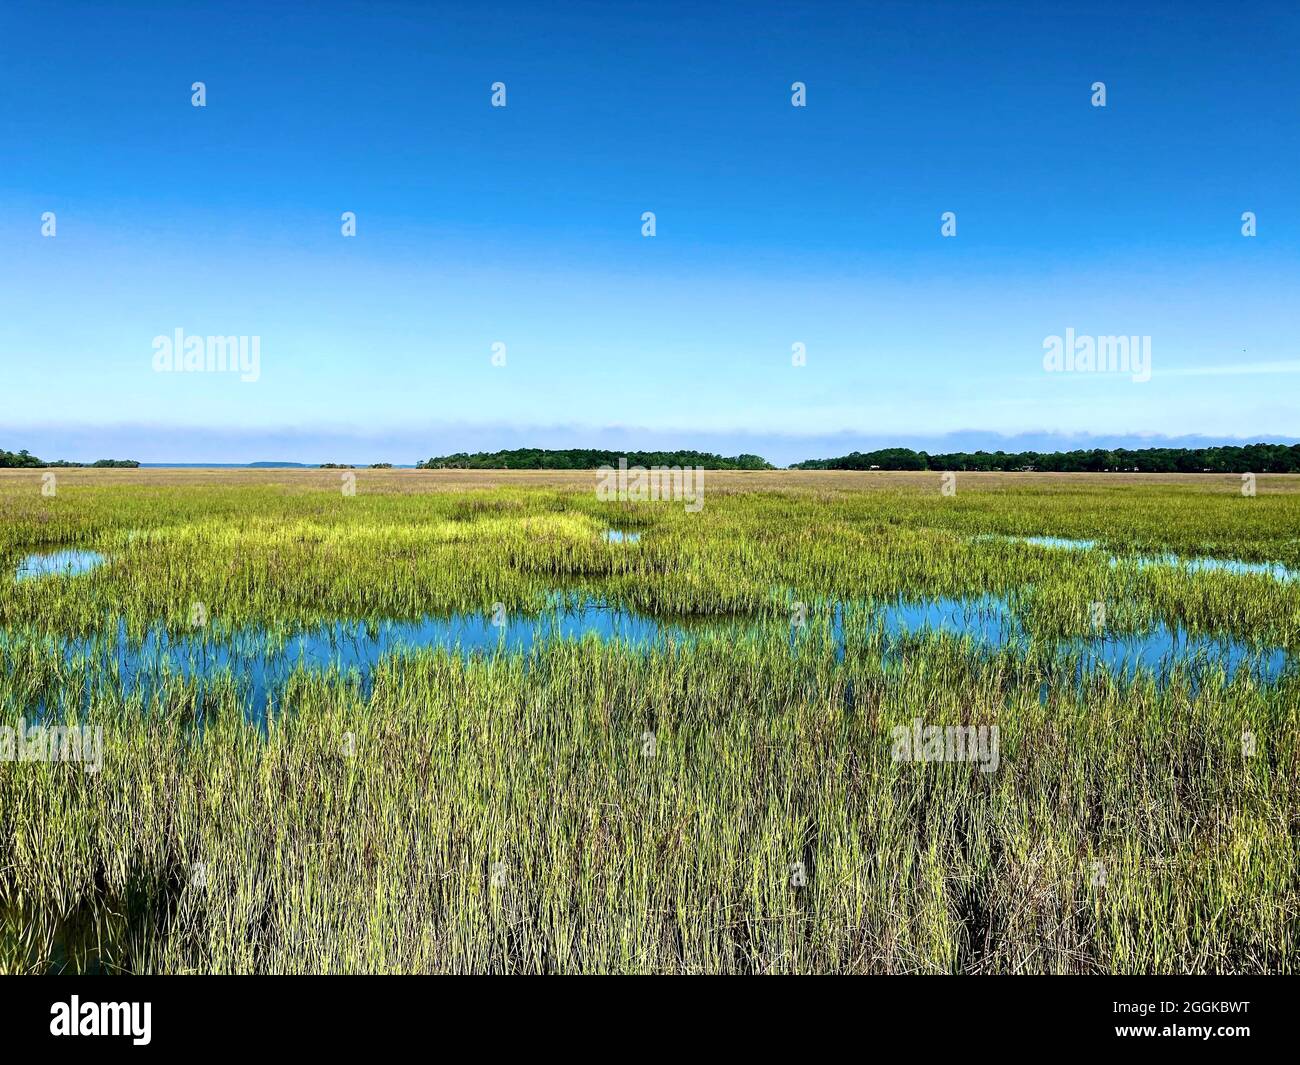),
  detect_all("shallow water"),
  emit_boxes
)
[1134,554,1298,582]
[14,550,107,581]
[11,592,1286,720]
[604,529,642,544]
[867,594,1021,645]
[826,595,1286,683]
[1059,626,1288,681]
[44,602,677,719]
[1022,536,1097,551]
[1001,536,1298,582]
